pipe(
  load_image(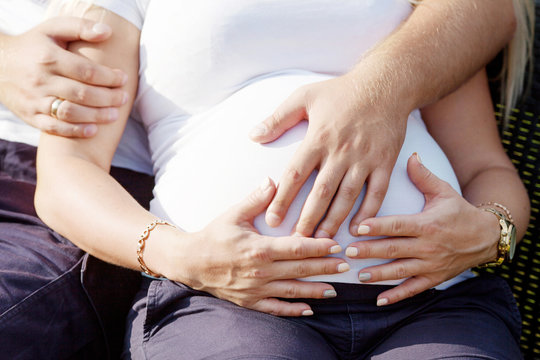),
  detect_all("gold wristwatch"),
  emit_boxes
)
[479,208,517,267]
